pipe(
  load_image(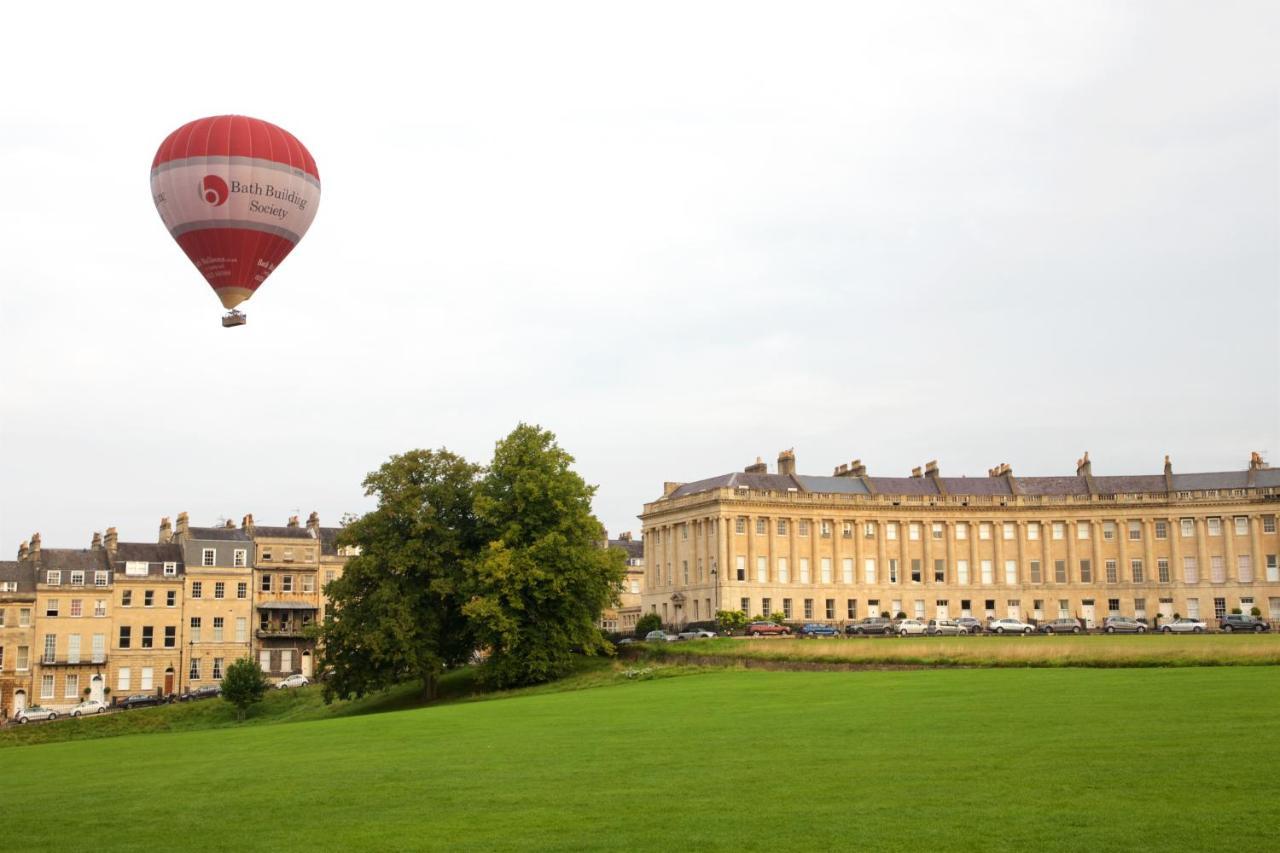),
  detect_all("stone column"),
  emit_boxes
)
[922,519,933,588]
[1223,514,1237,581]
[1043,520,1054,584]
[1169,516,1183,584]
[1064,520,1077,585]
[1195,517,1209,583]
[1249,514,1263,583]
[1117,517,1128,584]
[1091,519,1102,585]
[993,521,1005,587]
[1143,518,1155,584]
